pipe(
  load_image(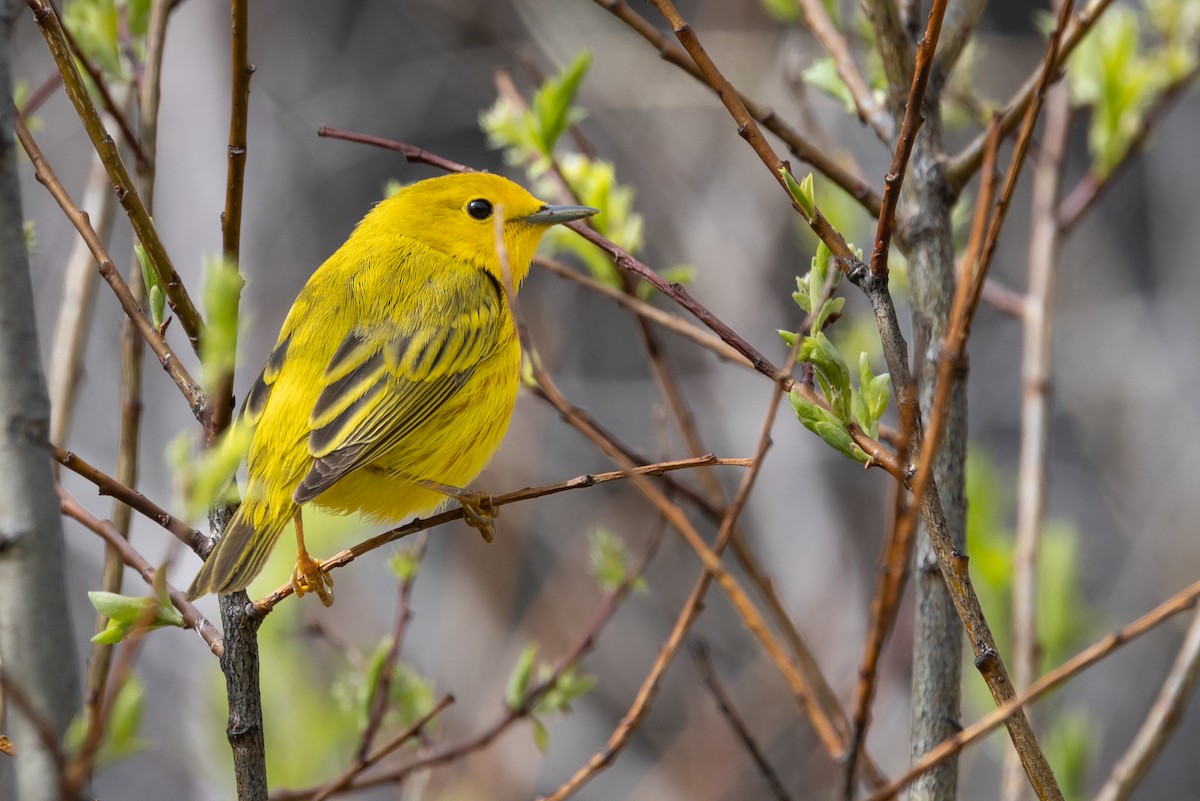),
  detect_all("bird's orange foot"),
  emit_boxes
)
[458,491,497,543]
[291,550,334,606]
